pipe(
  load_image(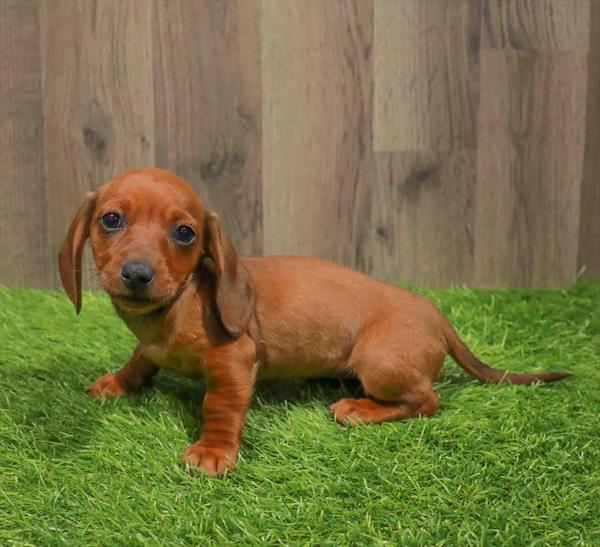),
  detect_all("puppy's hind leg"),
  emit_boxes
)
[88,345,158,397]
[329,388,439,426]
[329,339,441,426]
